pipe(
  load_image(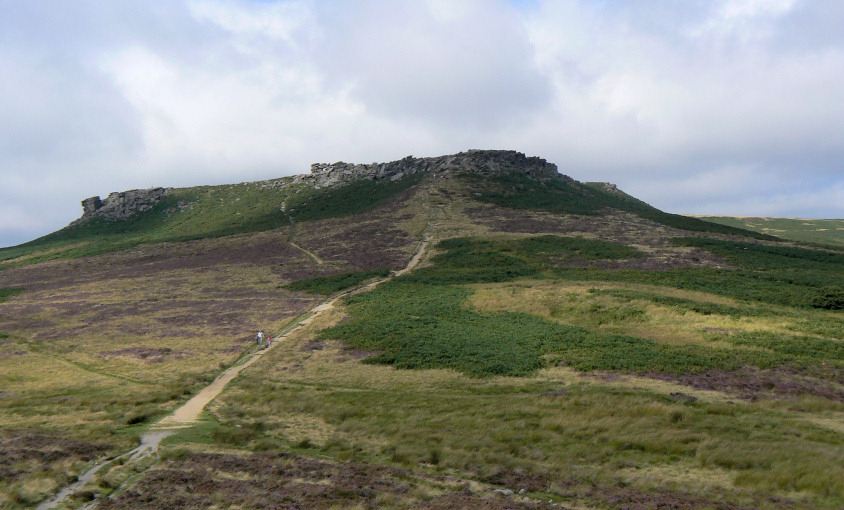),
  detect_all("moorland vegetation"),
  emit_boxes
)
[0,151,842,509]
